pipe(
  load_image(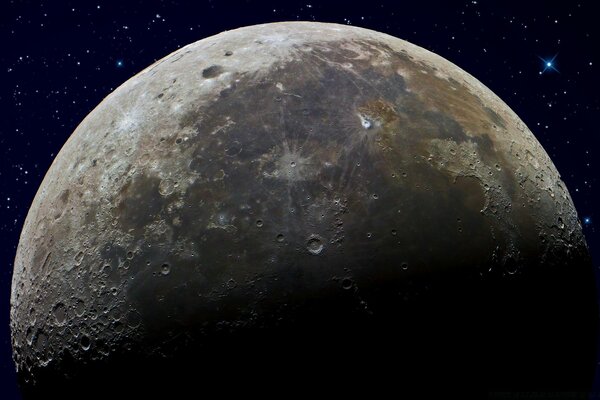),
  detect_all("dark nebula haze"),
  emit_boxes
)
[1,1,599,398]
